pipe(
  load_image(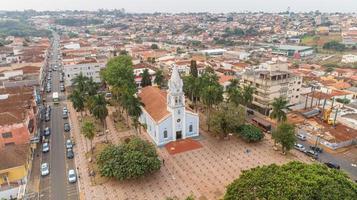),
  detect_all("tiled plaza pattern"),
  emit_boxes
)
[68,102,311,200]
